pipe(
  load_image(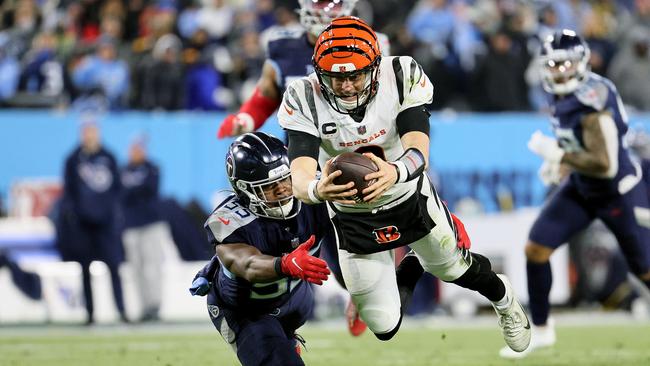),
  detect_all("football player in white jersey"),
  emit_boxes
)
[277,16,531,351]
